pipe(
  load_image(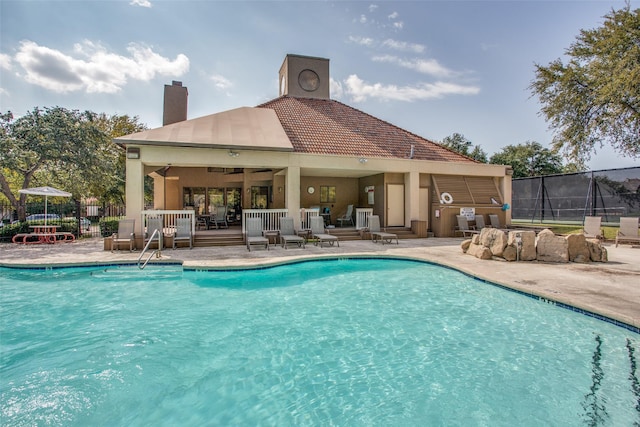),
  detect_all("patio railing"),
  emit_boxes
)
[141,210,195,236]
[355,208,373,230]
